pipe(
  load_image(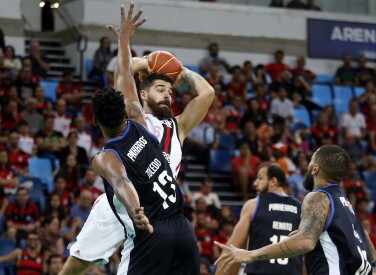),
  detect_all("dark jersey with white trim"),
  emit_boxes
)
[245,192,302,275]
[101,120,184,229]
[306,184,372,275]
